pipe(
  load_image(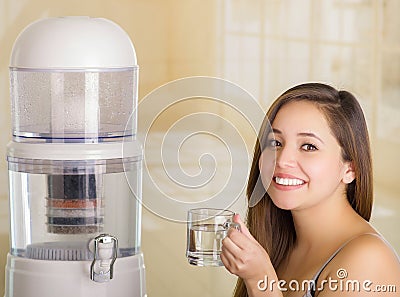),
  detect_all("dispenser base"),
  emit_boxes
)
[4,252,146,297]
